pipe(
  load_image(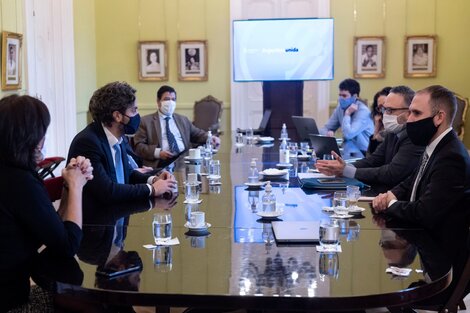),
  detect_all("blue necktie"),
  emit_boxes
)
[165,117,180,153]
[113,143,125,184]
[128,154,139,170]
